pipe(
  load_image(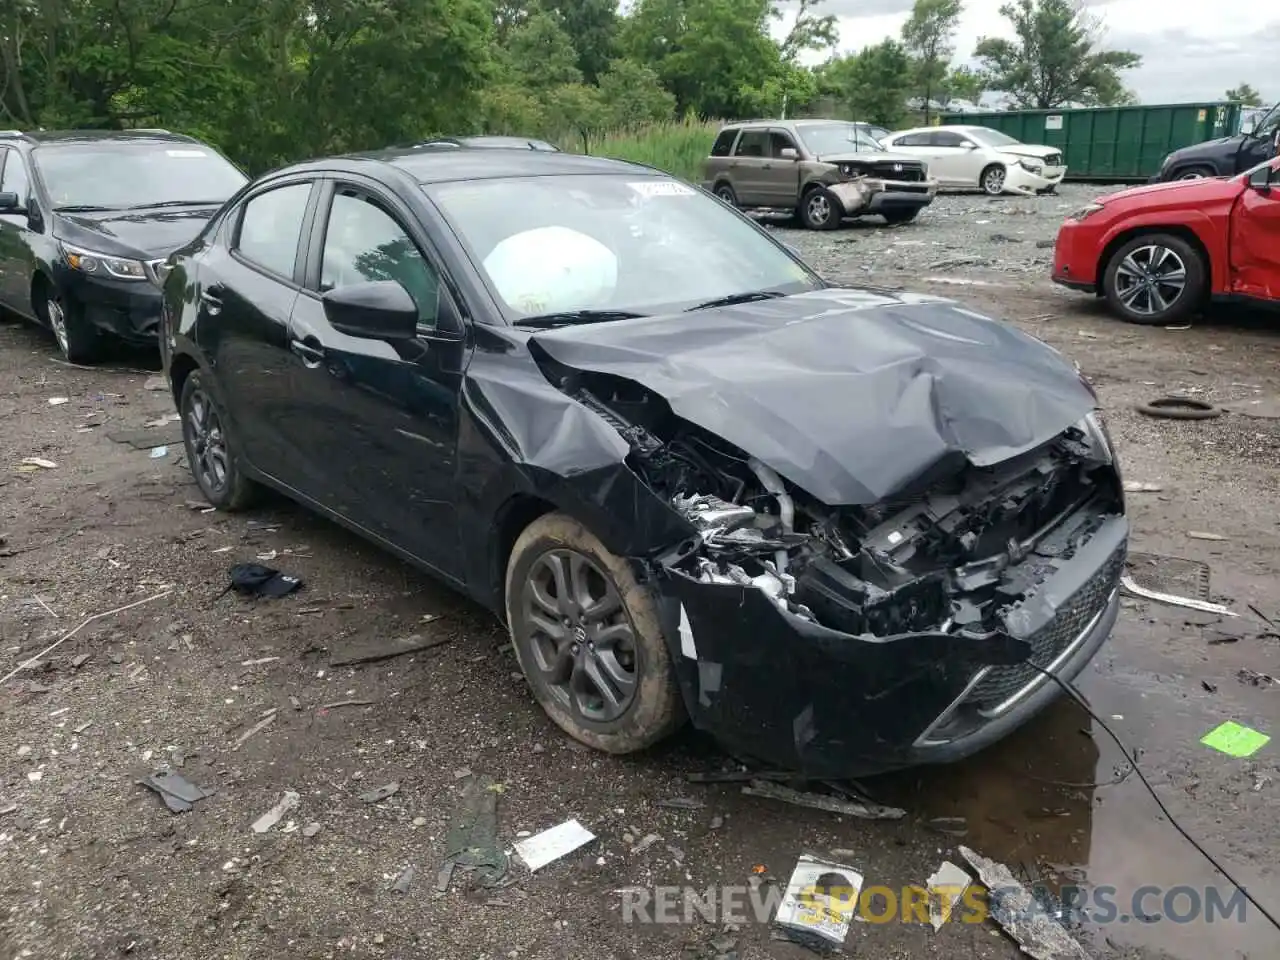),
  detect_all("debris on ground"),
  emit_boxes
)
[655,797,704,810]
[1119,575,1237,617]
[925,816,968,837]
[390,863,416,894]
[318,699,374,711]
[251,790,300,833]
[741,779,906,820]
[107,427,185,449]
[231,709,277,750]
[925,861,972,931]
[773,854,862,951]
[1122,481,1163,493]
[632,833,662,854]
[1202,721,1270,758]
[441,776,508,887]
[329,632,450,667]
[513,819,596,872]
[70,653,91,669]
[1135,396,1224,420]
[143,376,167,391]
[1187,531,1228,542]
[0,802,17,815]
[224,563,304,600]
[148,445,168,459]
[358,781,400,804]
[48,396,69,405]
[138,771,215,814]
[302,822,322,838]
[958,846,1091,960]
[18,457,58,470]
[1237,668,1276,687]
